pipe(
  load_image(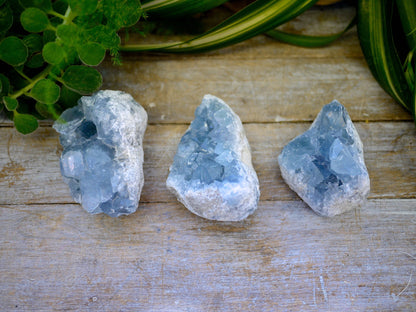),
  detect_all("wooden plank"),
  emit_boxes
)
[0,199,415,311]
[99,53,410,124]
[1,122,415,205]
[5,50,408,126]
